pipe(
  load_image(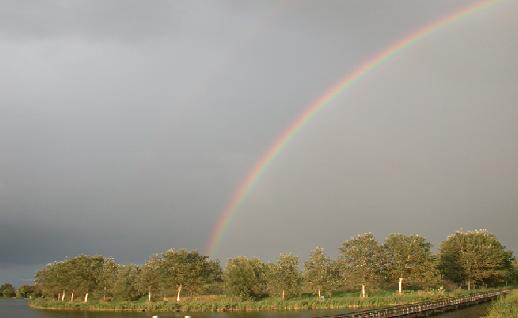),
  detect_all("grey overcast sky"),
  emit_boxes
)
[1,0,517,285]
